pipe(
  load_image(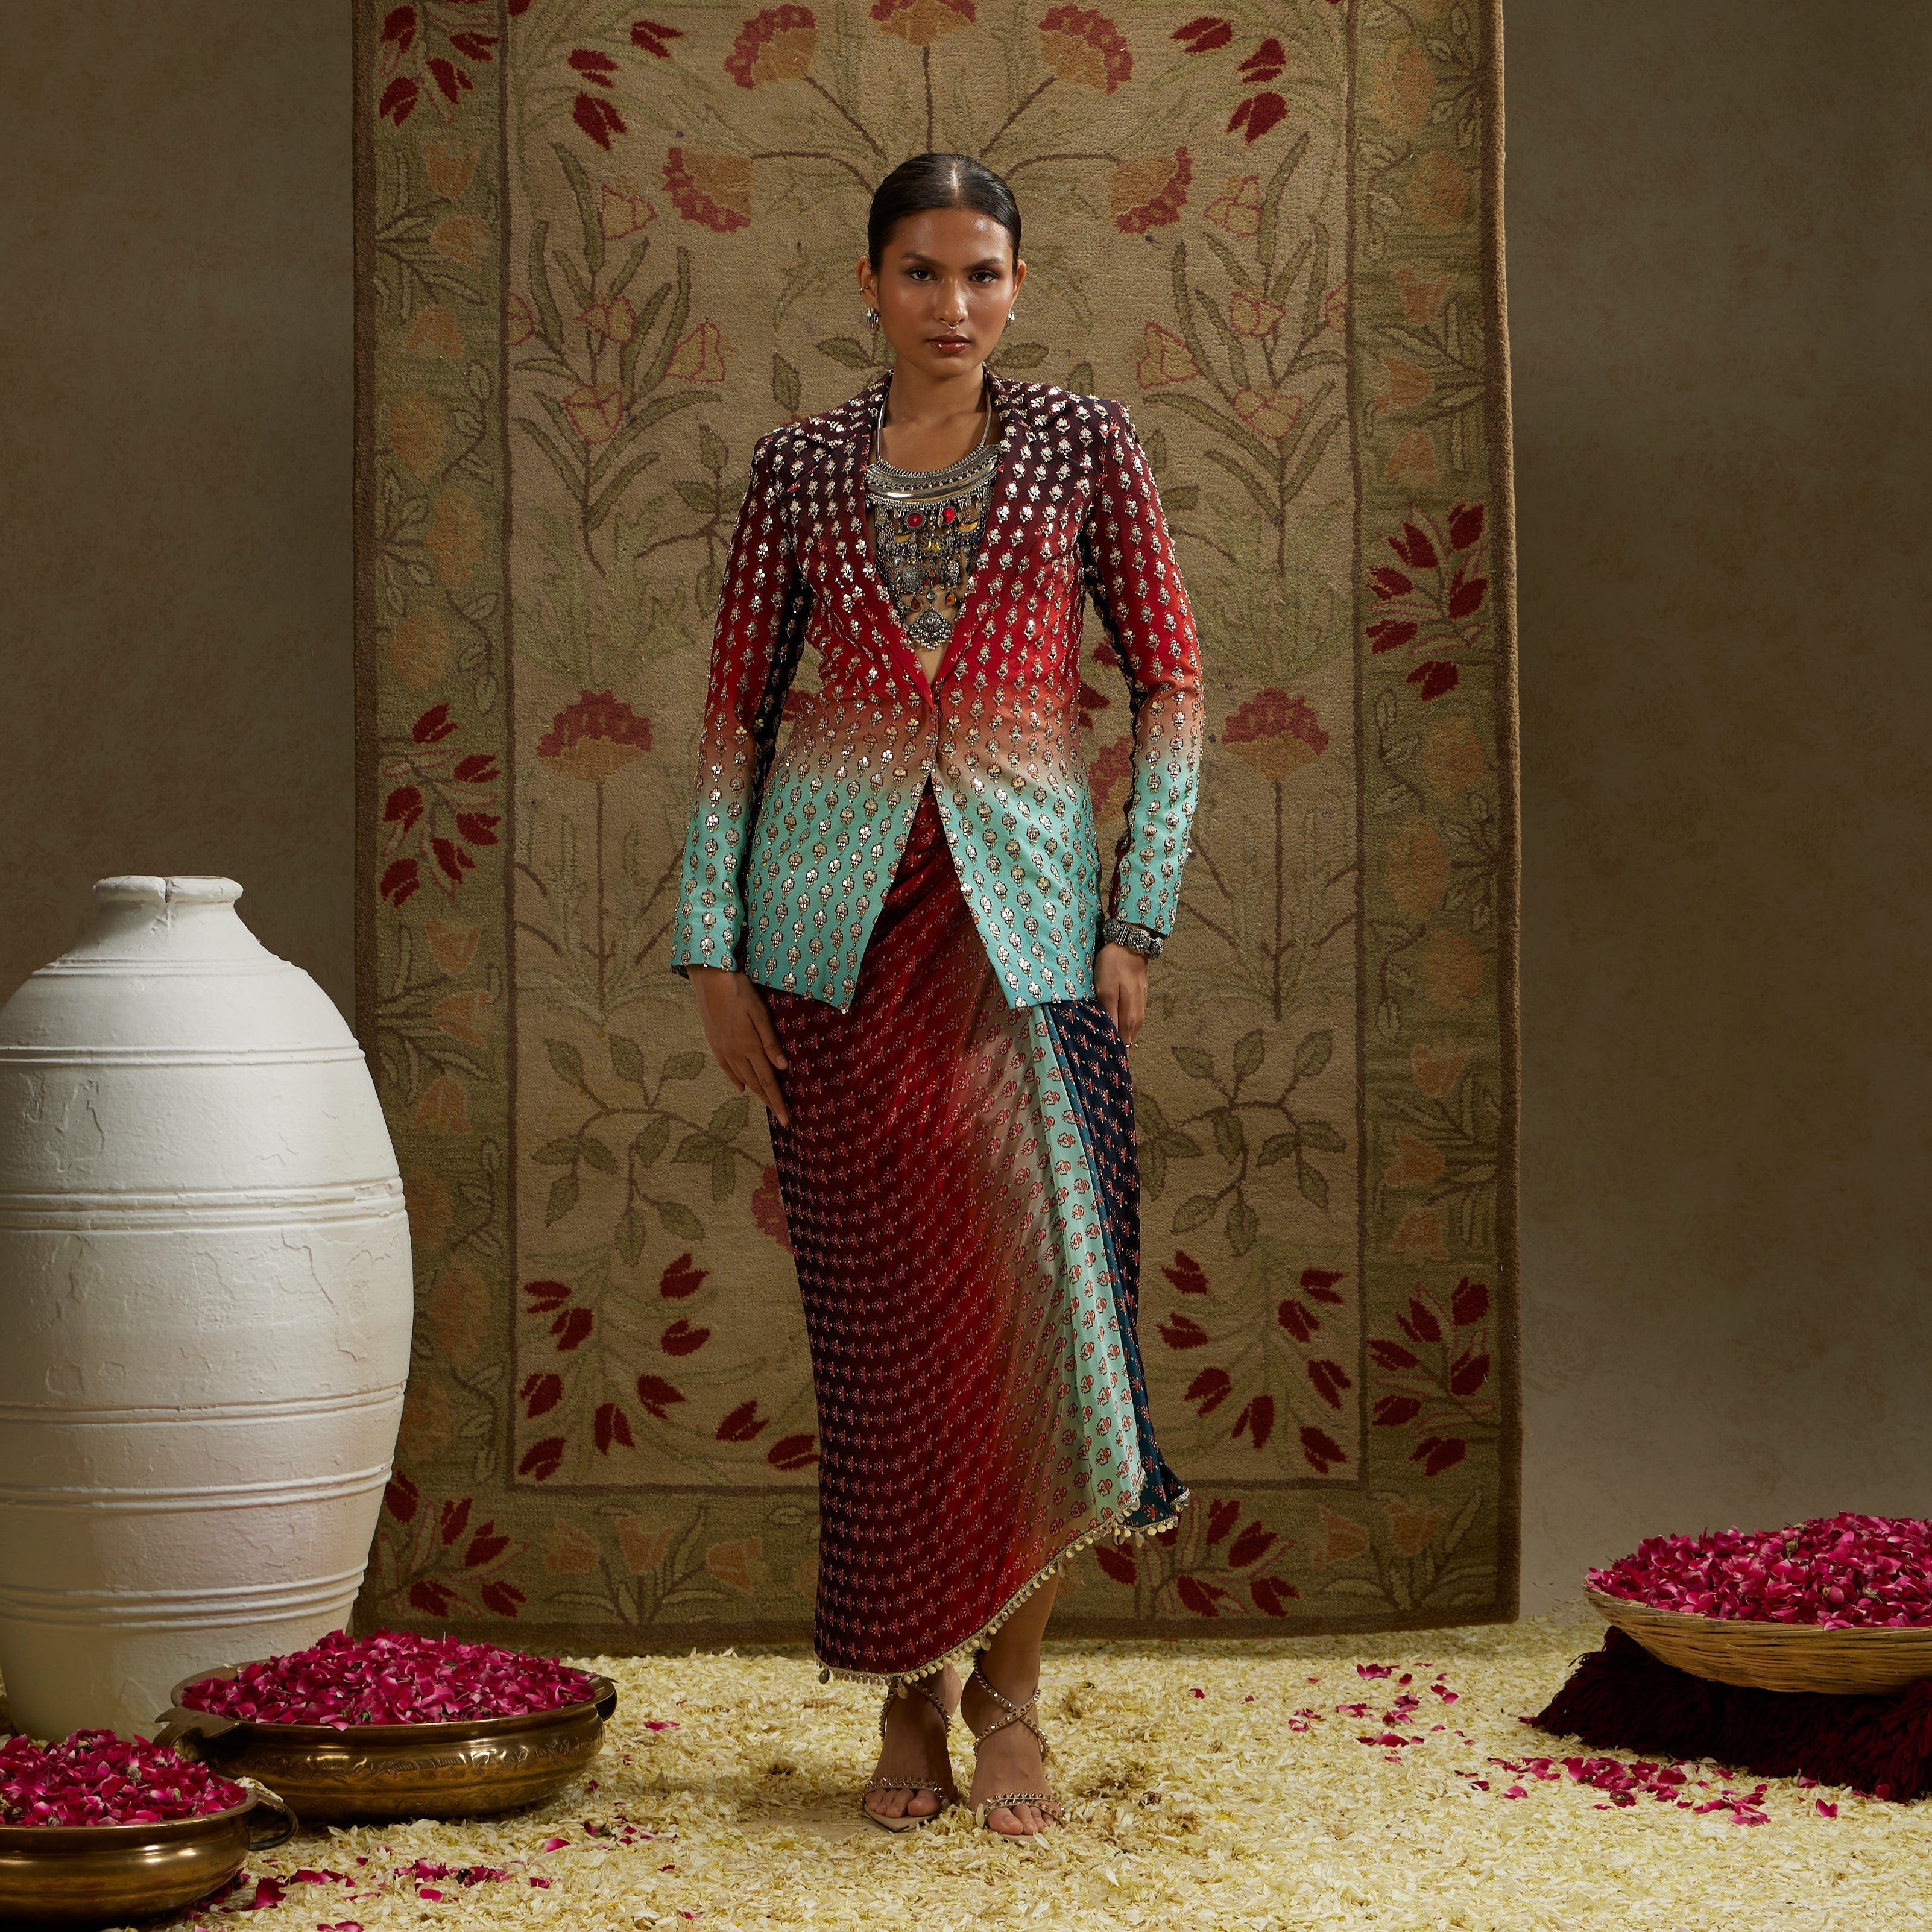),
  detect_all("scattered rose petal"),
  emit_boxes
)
[1486,1754,1769,1825]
